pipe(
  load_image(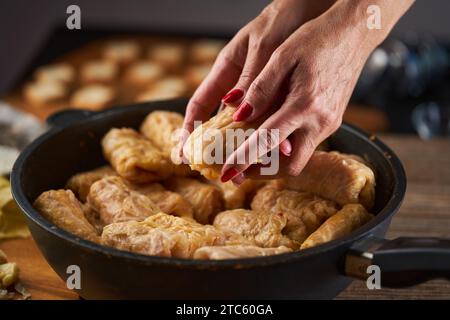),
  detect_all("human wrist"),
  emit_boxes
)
[271,0,338,26]
[326,0,414,52]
